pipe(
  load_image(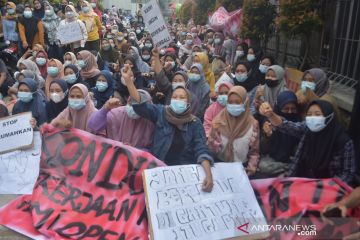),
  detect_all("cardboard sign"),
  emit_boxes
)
[0,112,33,154]
[0,125,164,239]
[141,0,172,49]
[143,163,269,240]
[0,131,41,194]
[56,21,84,45]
